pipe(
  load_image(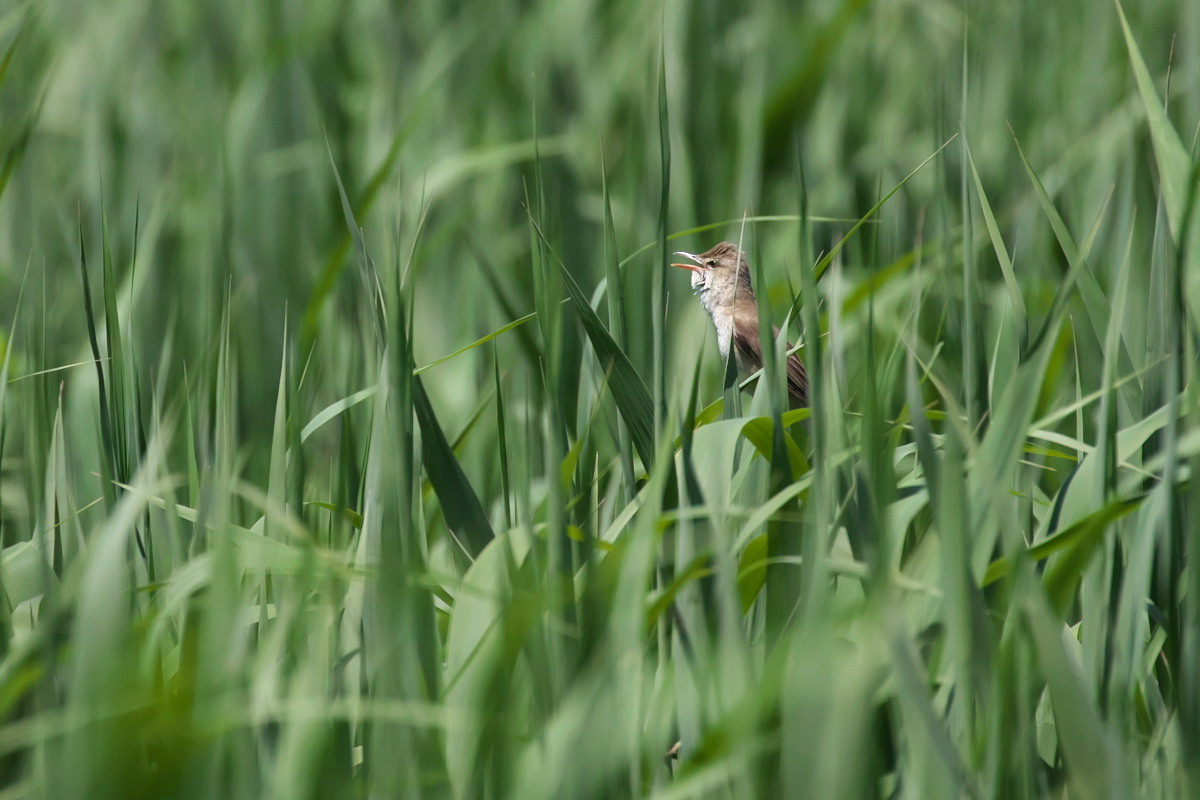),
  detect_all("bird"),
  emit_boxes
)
[672,241,809,408]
